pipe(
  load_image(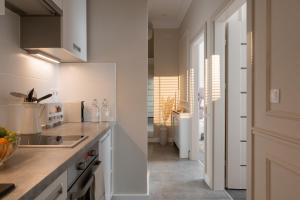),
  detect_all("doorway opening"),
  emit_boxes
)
[190,33,206,166]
